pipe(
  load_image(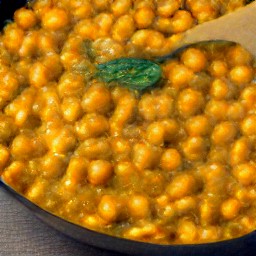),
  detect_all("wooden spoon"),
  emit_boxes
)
[173,1,256,56]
